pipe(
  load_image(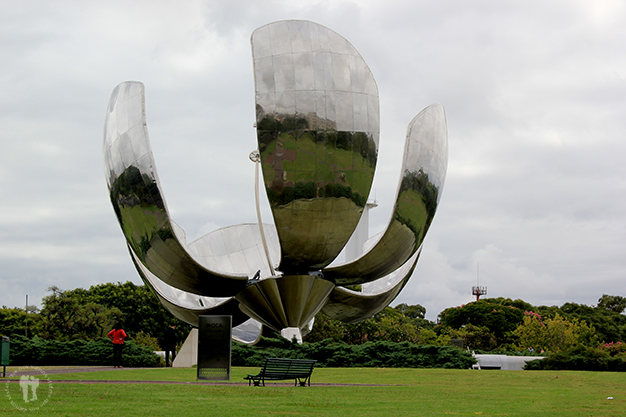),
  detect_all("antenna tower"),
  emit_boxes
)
[472,263,487,301]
